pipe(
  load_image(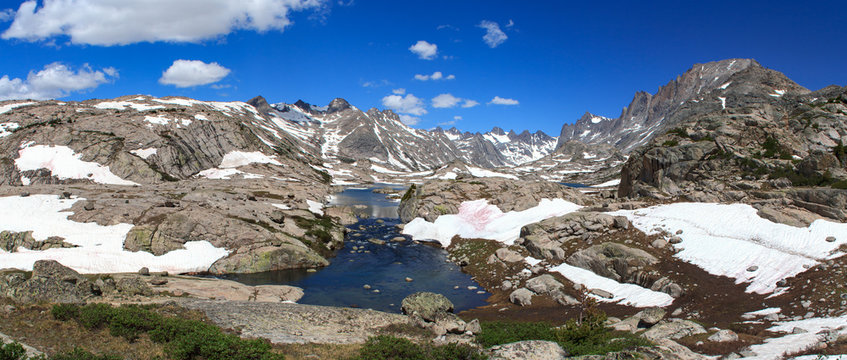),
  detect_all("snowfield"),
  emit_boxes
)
[549,263,675,307]
[403,198,582,247]
[0,195,228,274]
[16,144,139,186]
[612,203,847,294]
[744,314,847,360]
